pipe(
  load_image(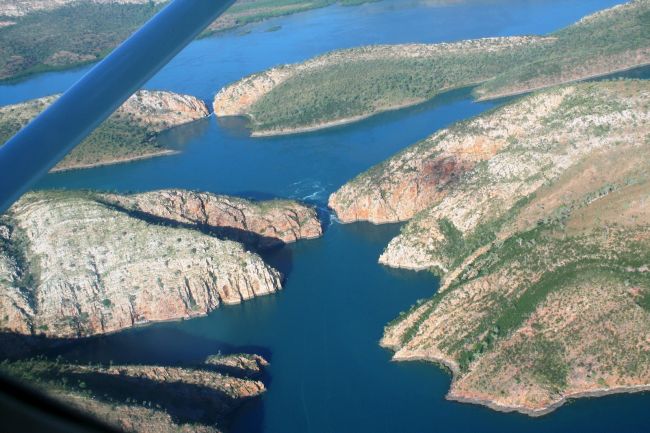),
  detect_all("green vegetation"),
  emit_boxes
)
[0,97,167,170]
[241,0,649,132]
[248,47,533,131]
[0,3,164,81]
[478,0,650,97]
[0,0,376,81]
